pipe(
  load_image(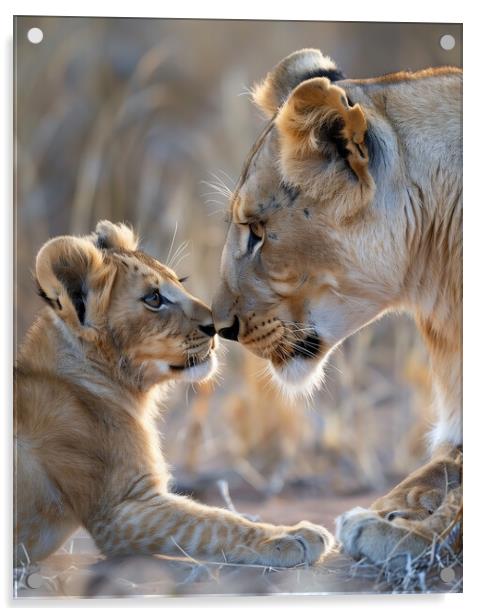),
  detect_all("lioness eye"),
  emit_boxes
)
[143,291,164,310]
[248,223,263,252]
